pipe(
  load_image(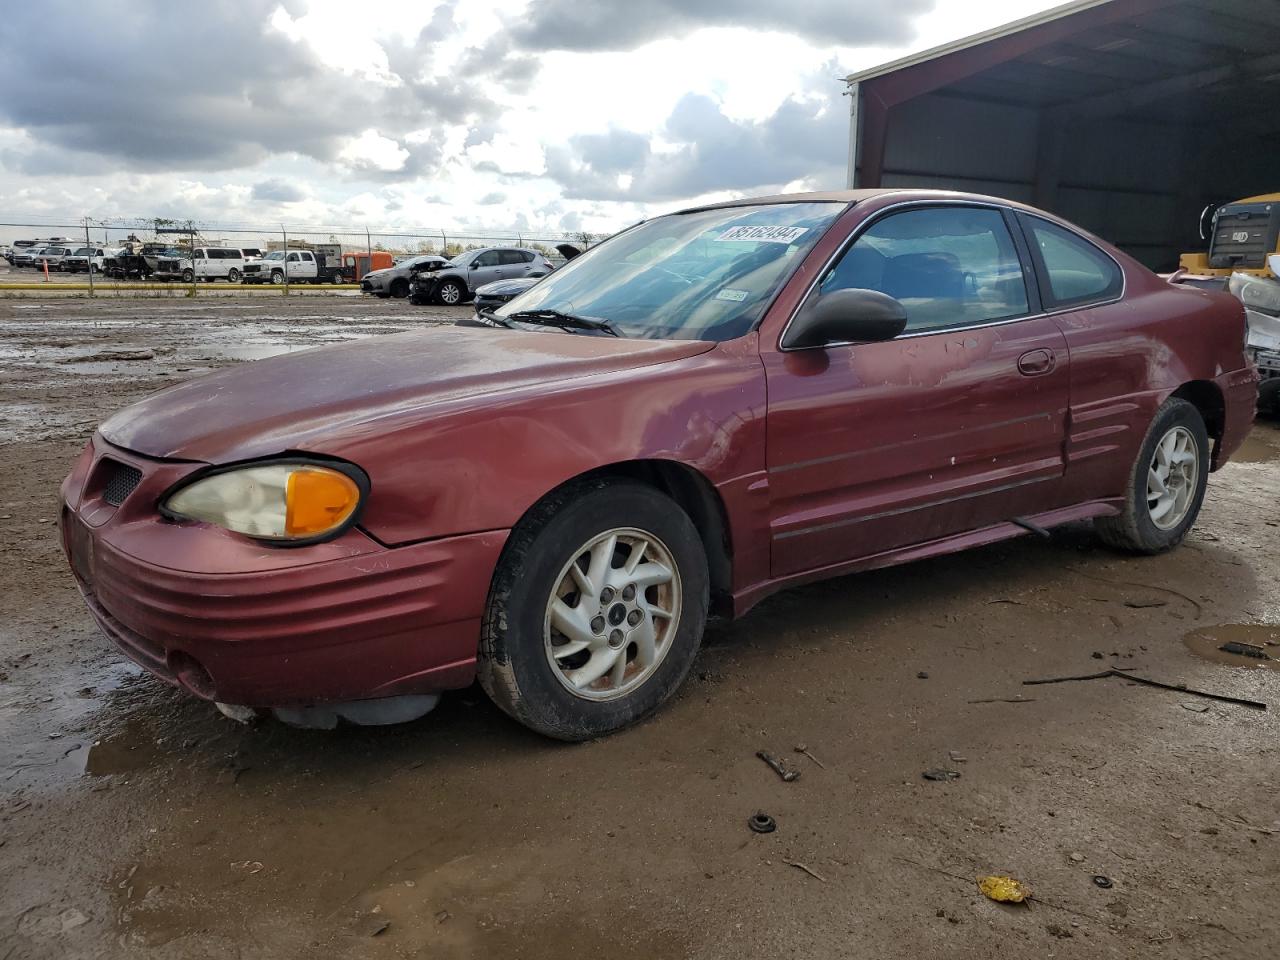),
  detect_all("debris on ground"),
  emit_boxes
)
[948,751,967,763]
[756,750,800,782]
[1023,667,1267,710]
[1181,701,1211,713]
[781,858,827,882]
[793,744,826,769]
[1092,875,1113,888]
[922,768,961,782]
[1068,852,1085,863]
[977,875,1031,903]
[917,671,930,679]
[1219,641,1271,659]
[748,812,776,834]
[967,696,1036,704]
